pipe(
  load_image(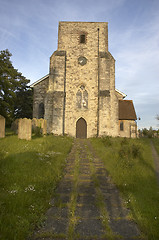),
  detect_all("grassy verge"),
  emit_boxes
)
[152,138,159,155]
[91,137,159,240]
[0,134,73,240]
